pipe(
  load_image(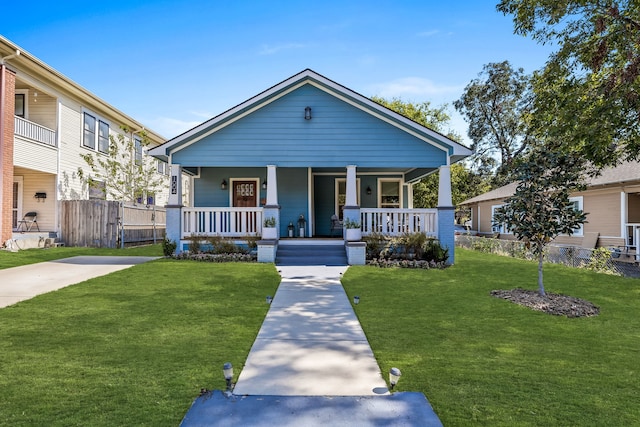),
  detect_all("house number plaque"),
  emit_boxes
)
[171,176,178,195]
